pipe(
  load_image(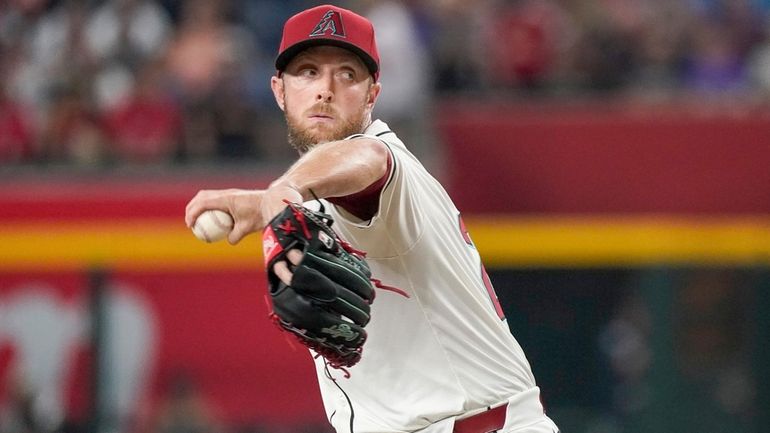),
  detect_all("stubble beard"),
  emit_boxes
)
[284,97,371,155]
